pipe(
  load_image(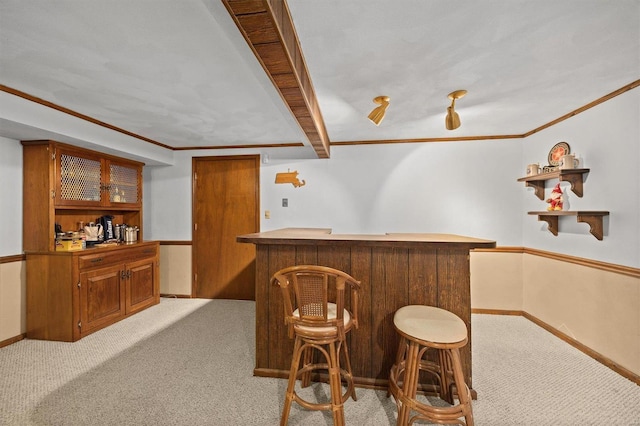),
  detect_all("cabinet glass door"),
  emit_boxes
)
[108,163,139,205]
[58,153,102,205]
